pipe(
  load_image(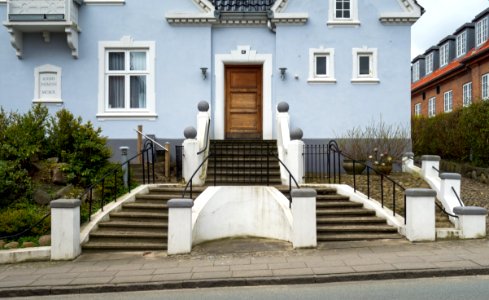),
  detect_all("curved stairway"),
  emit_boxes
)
[82,186,204,252]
